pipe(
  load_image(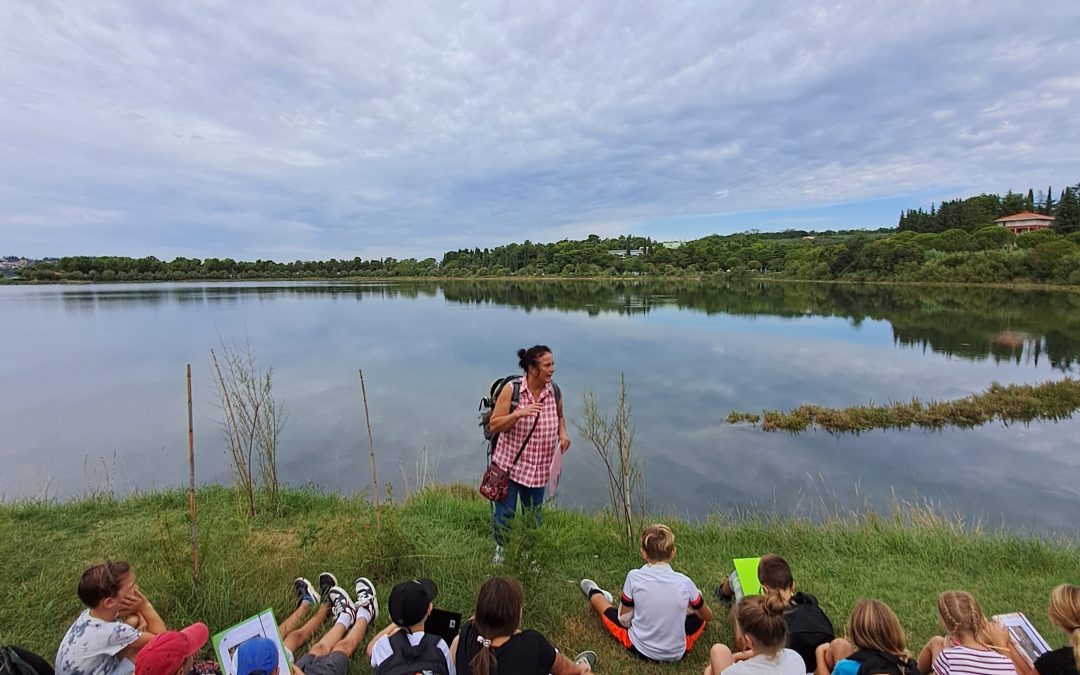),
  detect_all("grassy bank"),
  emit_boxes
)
[2,486,1076,674]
